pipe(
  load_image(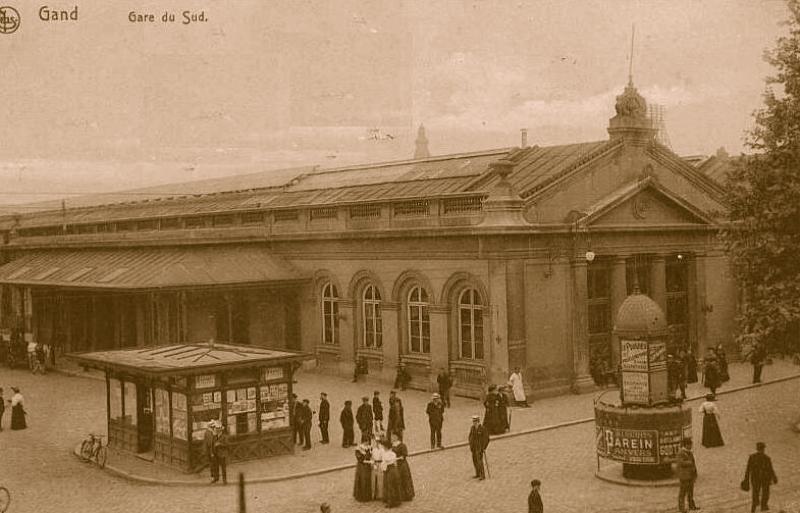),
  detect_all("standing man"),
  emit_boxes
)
[356,396,374,442]
[528,479,543,513]
[318,392,330,444]
[372,391,384,435]
[426,393,445,449]
[750,343,767,384]
[508,367,529,407]
[387,391,405,441]
[676,349,689,400]
[290,393,300,445]
[744,442,778,513]
[340,400,355,448]
[300,399,313,450]
[436,367,452,408]
[468,415,490,480]
[214,422,229,485]
[676,439,699,512]
[204,420,220,484]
